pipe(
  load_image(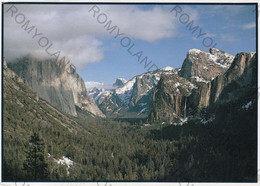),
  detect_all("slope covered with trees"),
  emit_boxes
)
[3,52,257,182]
